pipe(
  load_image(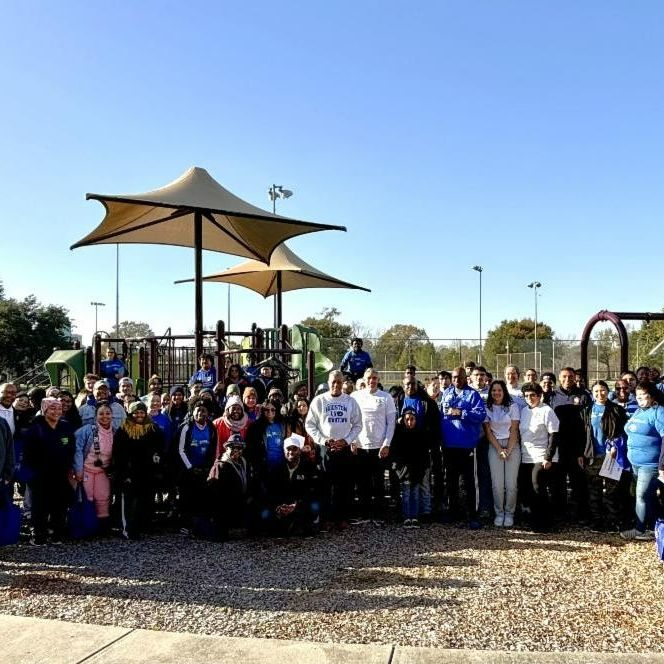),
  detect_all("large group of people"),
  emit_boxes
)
[0,341,663,547]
